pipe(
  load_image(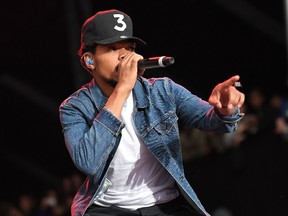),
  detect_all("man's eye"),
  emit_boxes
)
[108,46,117,51]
